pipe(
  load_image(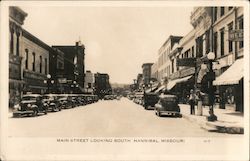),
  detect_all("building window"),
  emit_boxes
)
[171,59,174,73]
[191,46,194,57]
[220,28,225,57]
[214,32,218,58]
[214,7,217,22]
[177,55,179,71]
[16,33,20,56]
[25,49,28,69]
[239,16,244,49]
[10,30,14,54]
[39,56,42,73]
[205,30,210,54]
[32,52,36,71]
[220,7,225,17]
[228,22,233,53]
[45,58,48,74]
[229,7,233,10]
